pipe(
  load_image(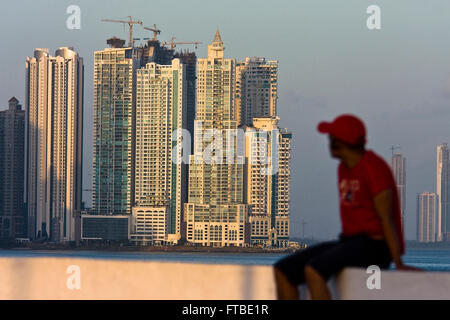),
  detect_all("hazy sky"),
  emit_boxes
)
[2,0,450,240]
